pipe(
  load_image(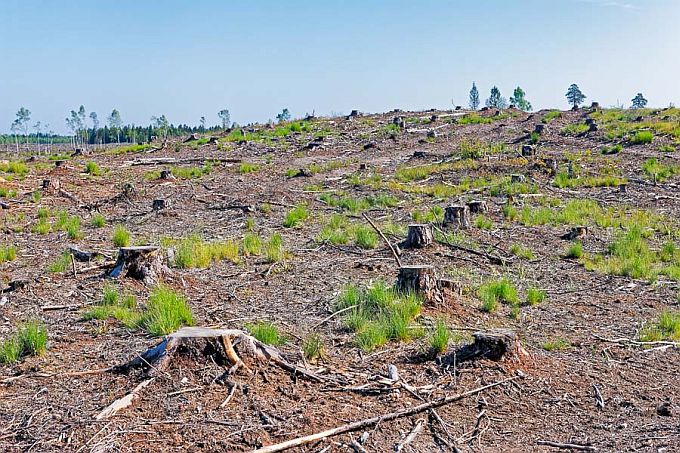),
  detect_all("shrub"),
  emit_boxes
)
[283,204,309,228]
[526,287,546,305]
[91,213,105,228]
[429,319,450,354]
[478,278,518,312]
[113,225,131,247]
[140,286,194,336]
[0,321,48,364]
[85,161,101,176]
[630,130,653,144]
[246,321,285,345]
